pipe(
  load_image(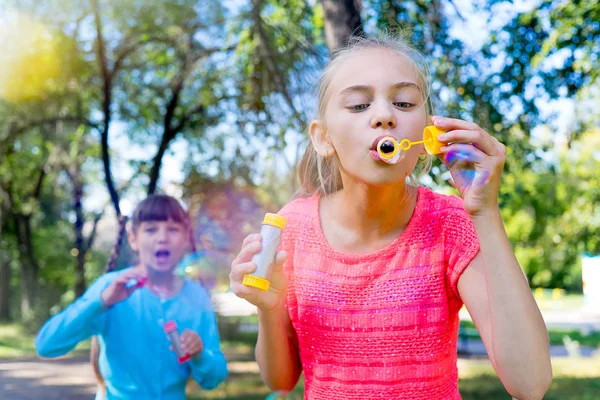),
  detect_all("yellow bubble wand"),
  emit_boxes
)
[377,126,446,164]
